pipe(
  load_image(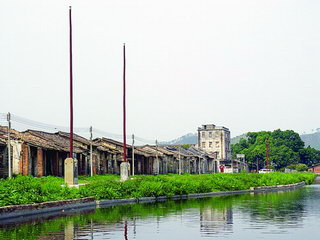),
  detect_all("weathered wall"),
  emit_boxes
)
[11,140,22,175]
[37,148,44,177]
